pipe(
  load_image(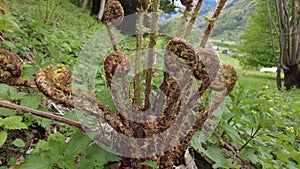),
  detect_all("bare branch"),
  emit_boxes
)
[0,101,84,131]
